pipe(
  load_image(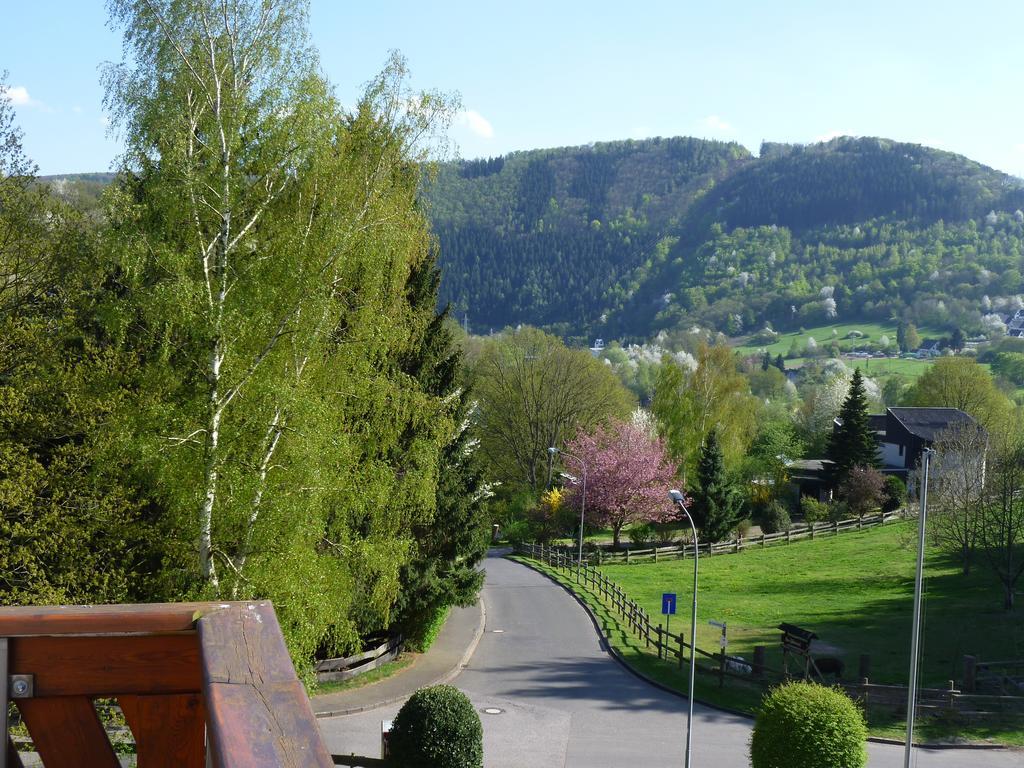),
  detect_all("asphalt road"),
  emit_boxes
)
[320,551,1022,767]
